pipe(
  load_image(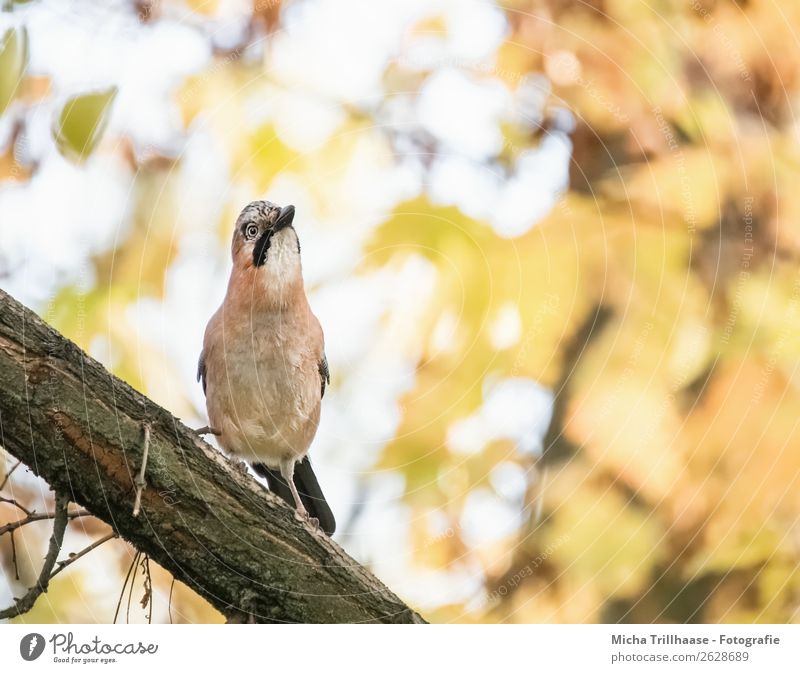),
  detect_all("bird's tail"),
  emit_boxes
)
[252,457,336,536]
